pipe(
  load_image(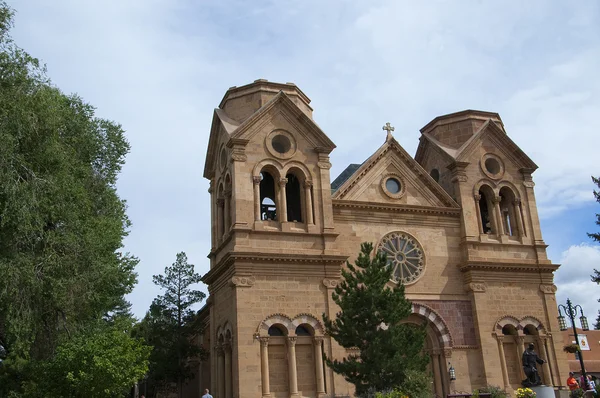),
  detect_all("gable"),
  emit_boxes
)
[455,120,537,170]
[333,138,458,208]
[231,91,335,153]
